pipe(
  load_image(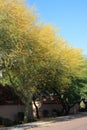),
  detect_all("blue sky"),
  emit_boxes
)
[27,0,87,55]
